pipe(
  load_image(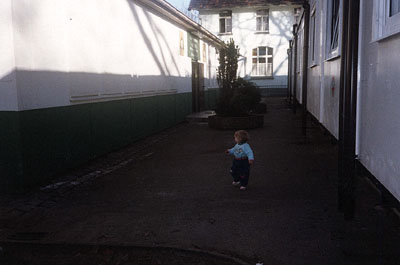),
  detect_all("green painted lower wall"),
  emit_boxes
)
[205,88,218,110]
[0,92,194,192]
[0,112,24,190]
